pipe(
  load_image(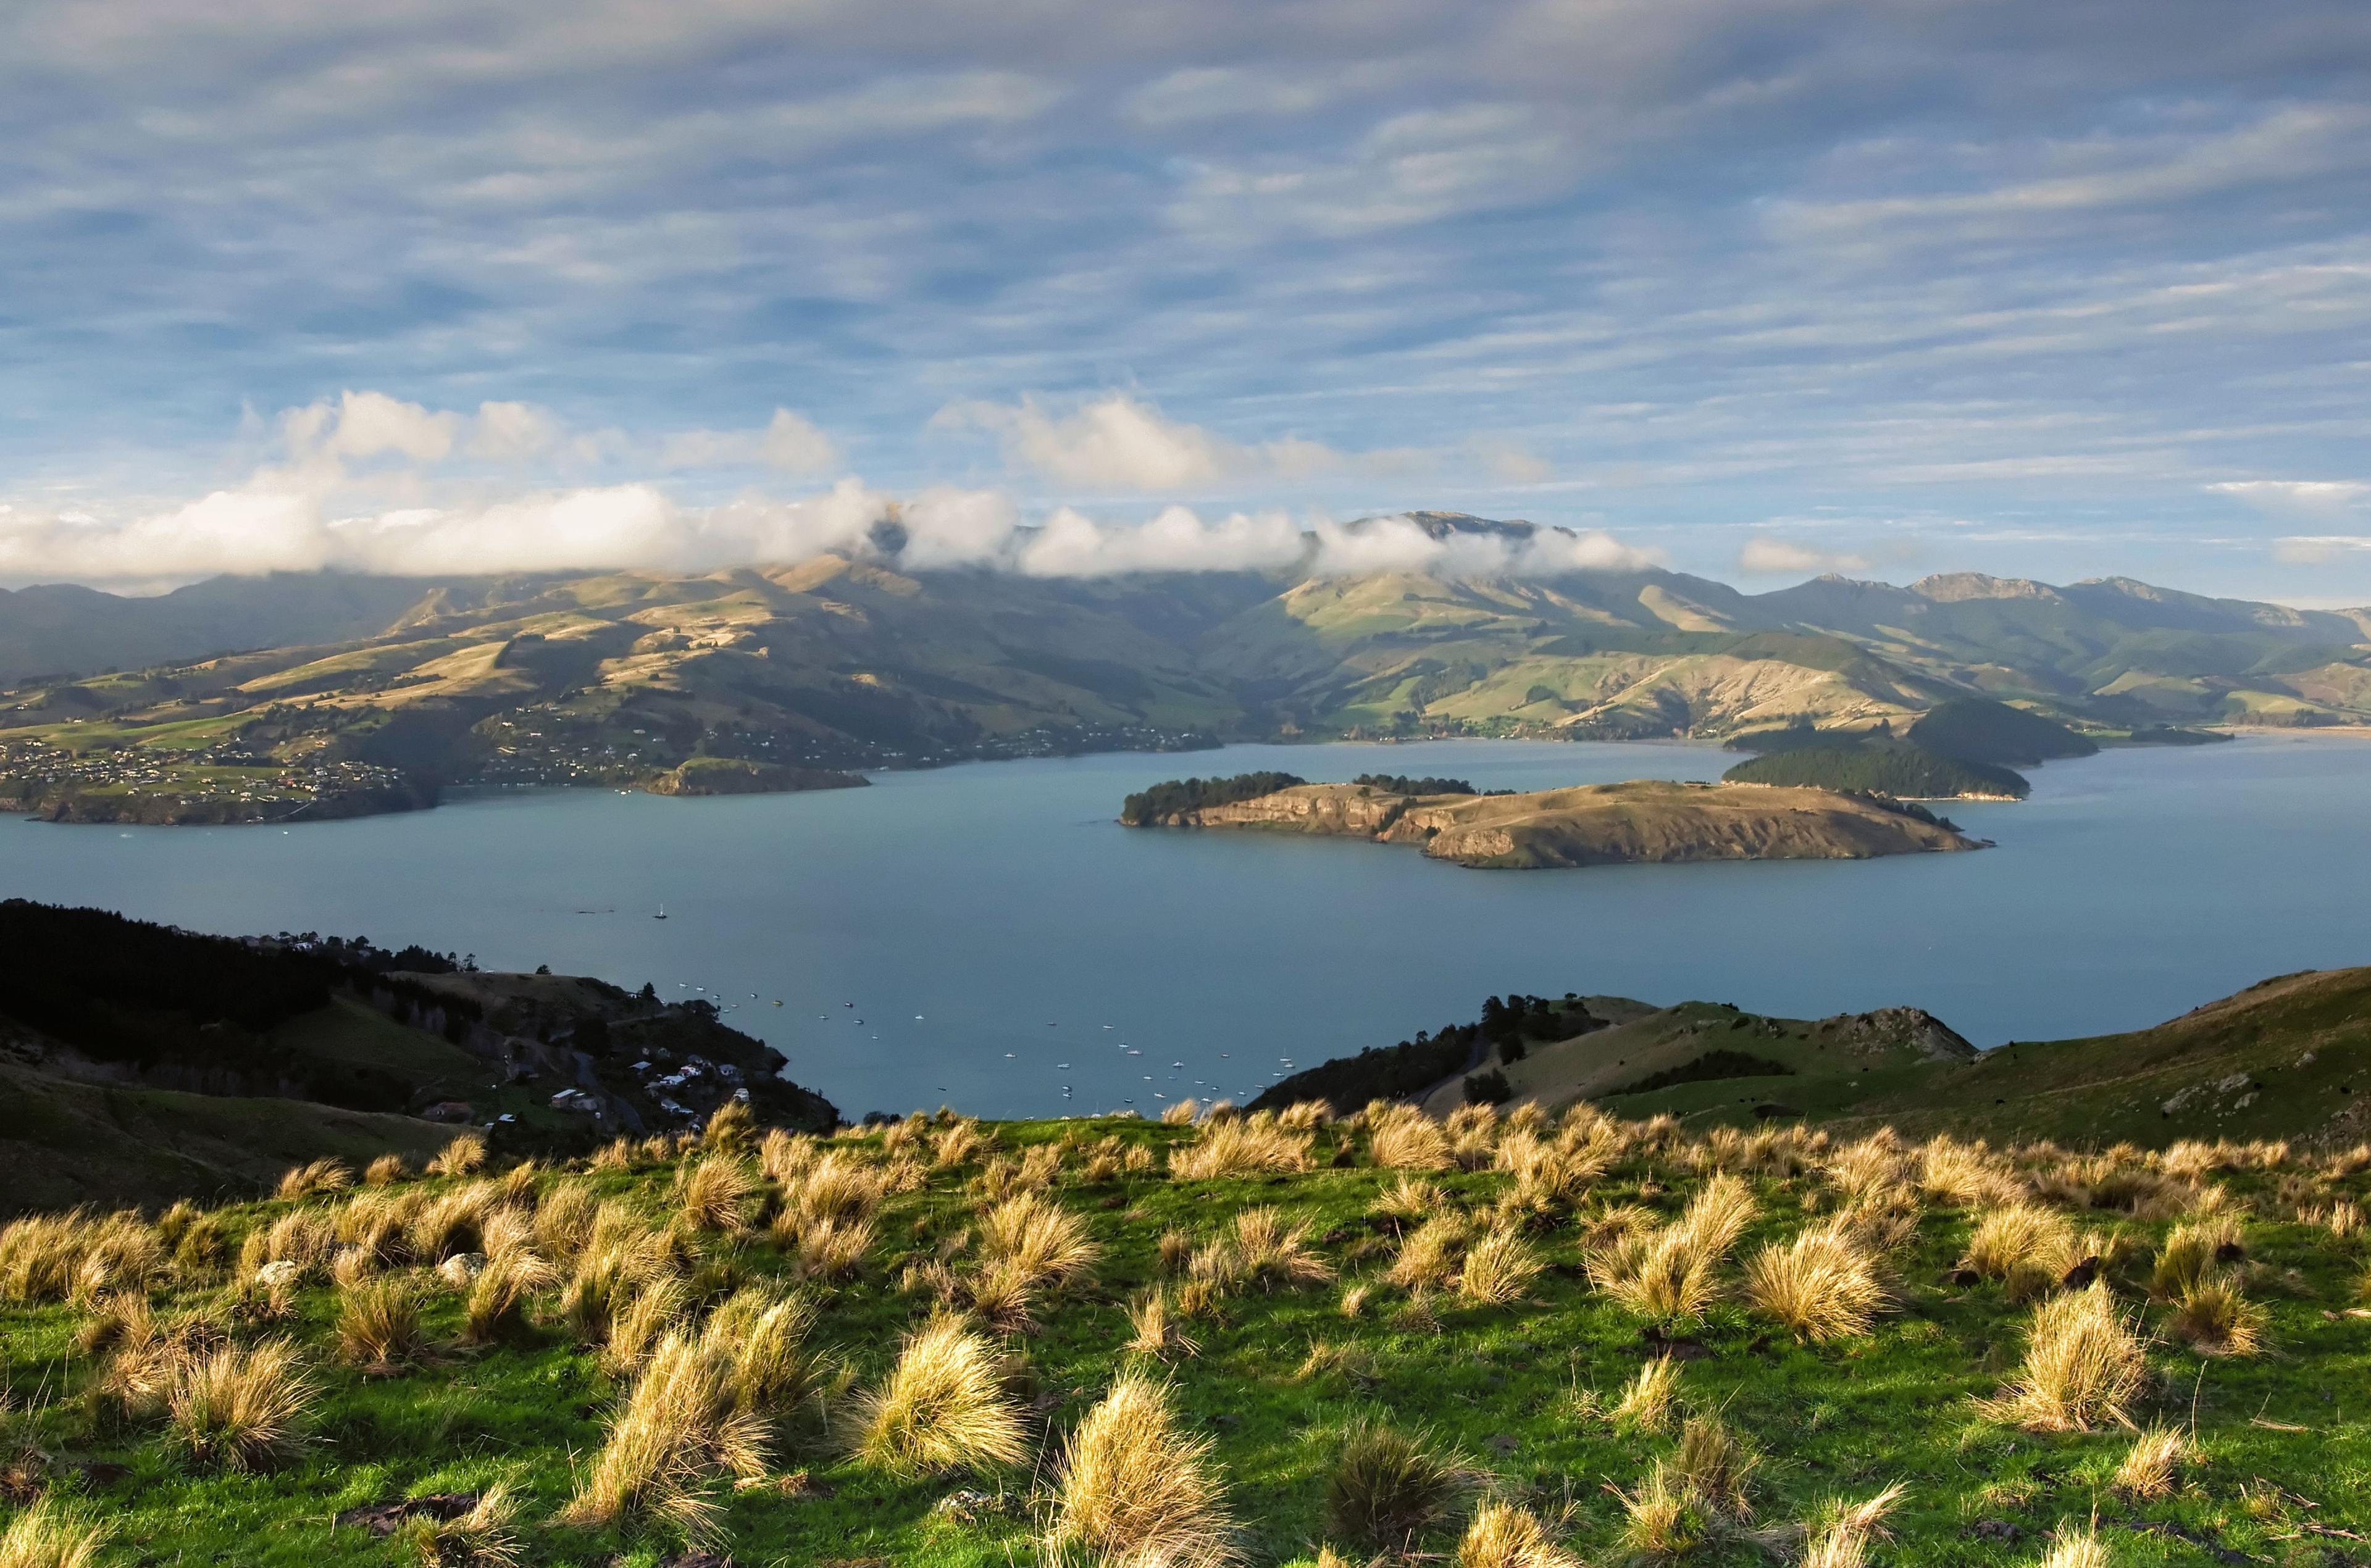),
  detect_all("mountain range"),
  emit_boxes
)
[0,514,2365,819]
